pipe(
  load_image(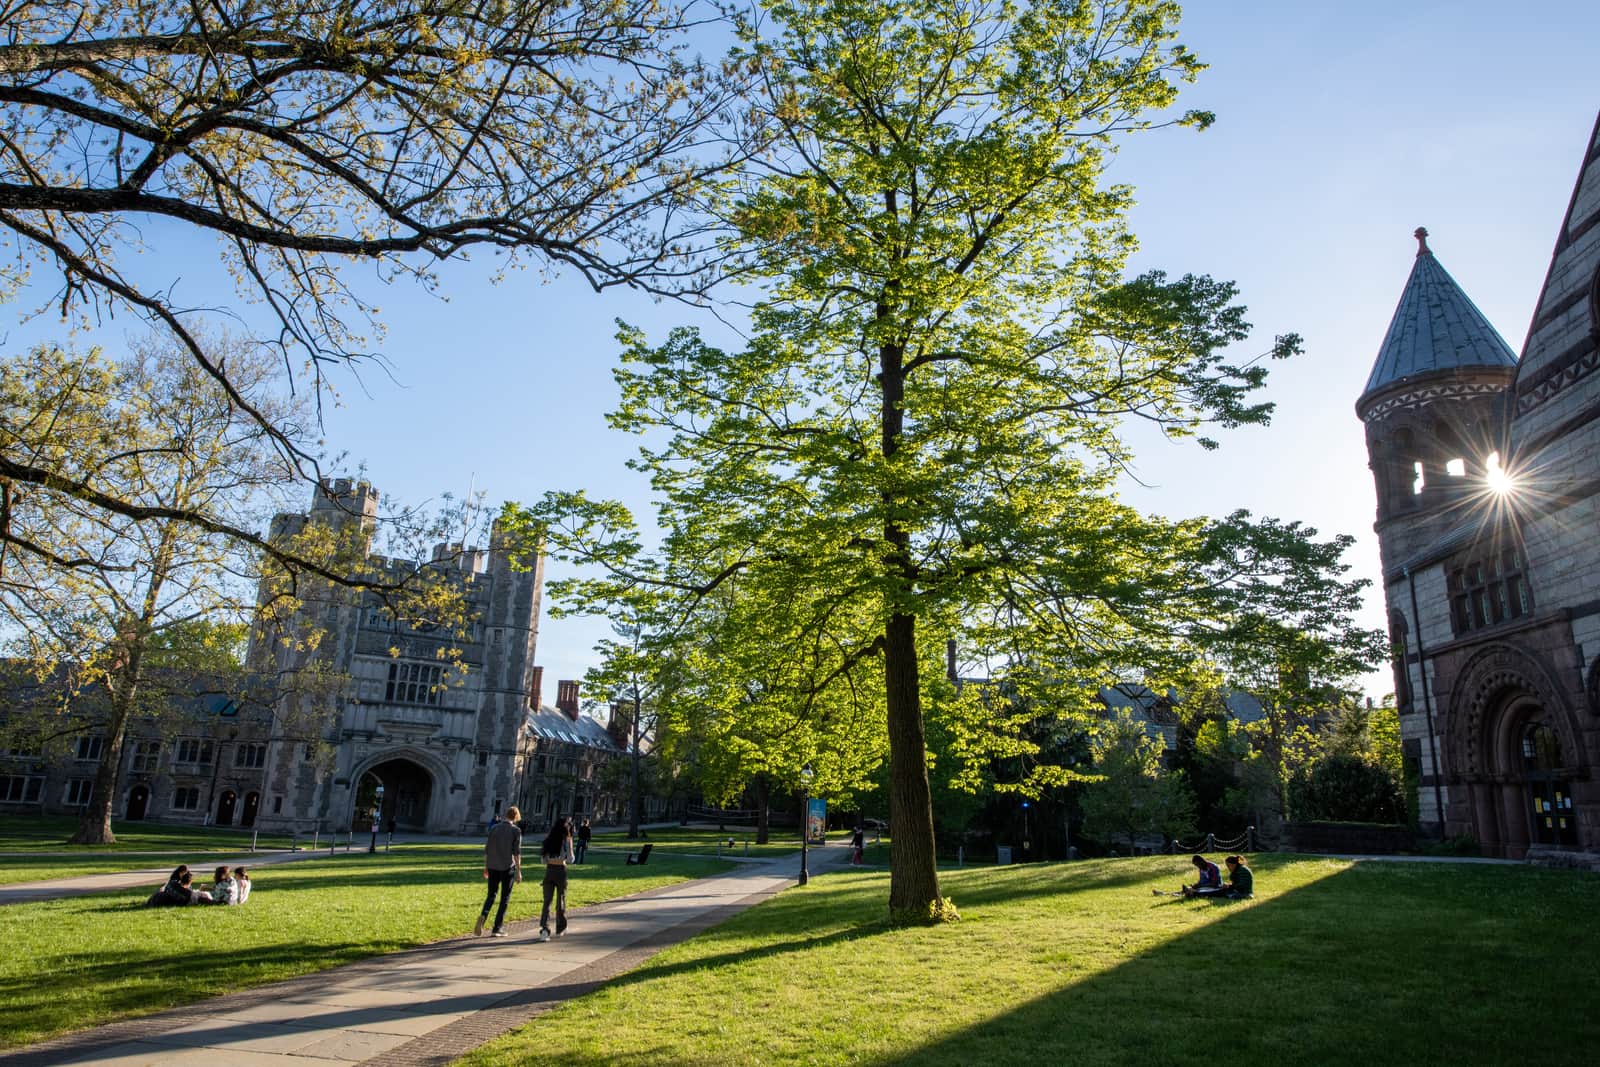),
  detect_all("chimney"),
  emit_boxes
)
[556,679,580,720]
[529,666,544,711]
